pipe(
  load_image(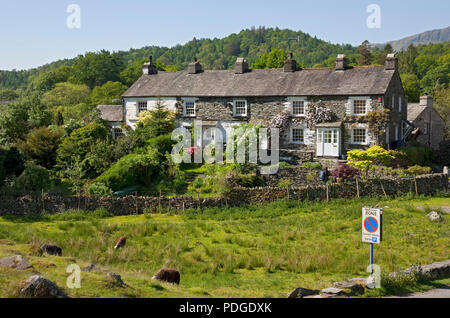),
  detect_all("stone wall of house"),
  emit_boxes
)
[259,167,321,187]
[0,174,446,216]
